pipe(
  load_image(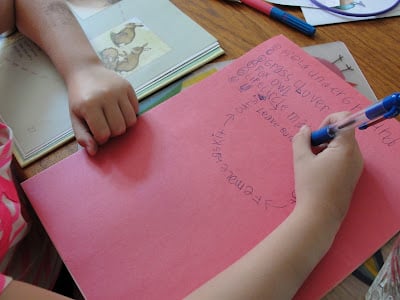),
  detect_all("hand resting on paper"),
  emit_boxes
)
[185,112,364,300]
[13,0,139,155]
[65,63,139,155]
